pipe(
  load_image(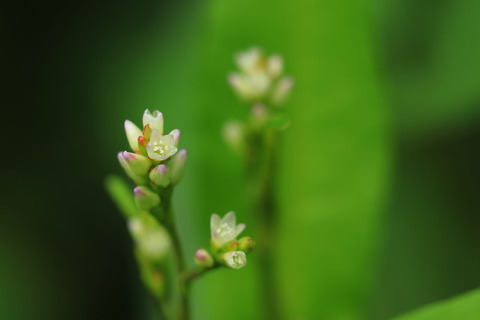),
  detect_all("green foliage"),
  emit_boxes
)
[393,288,480,320]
